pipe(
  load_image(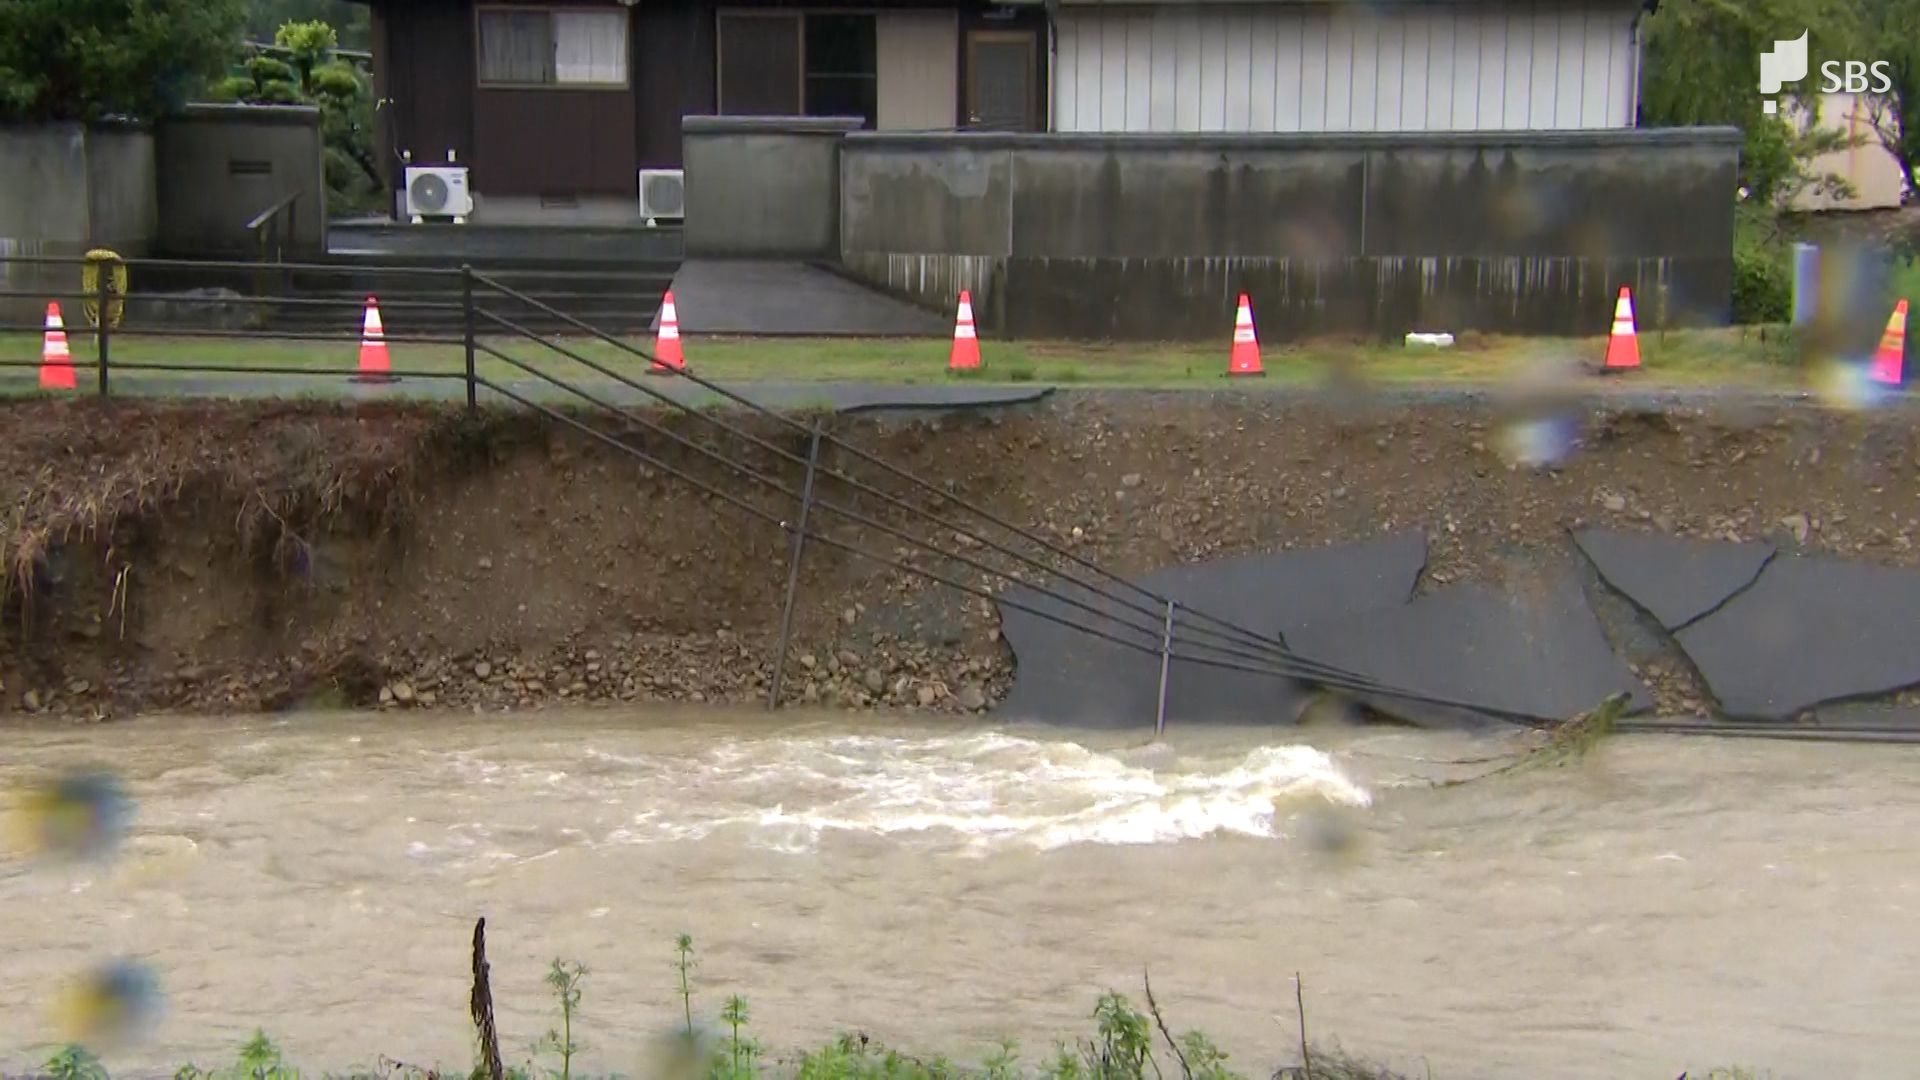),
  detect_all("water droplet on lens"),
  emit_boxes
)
[52,959,161,1048]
